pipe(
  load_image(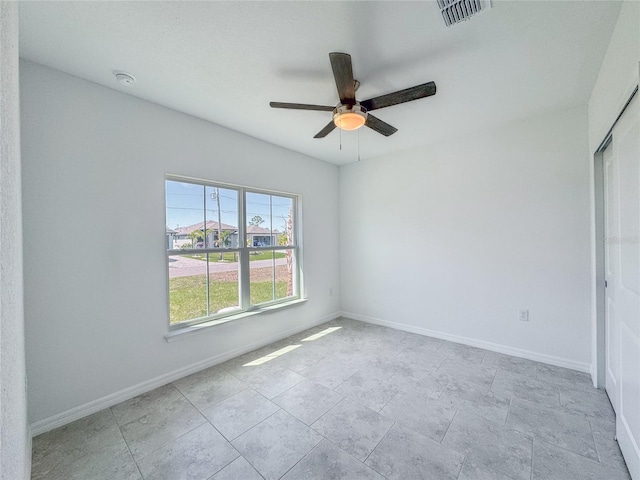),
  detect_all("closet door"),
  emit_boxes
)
[605,92,639,479]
